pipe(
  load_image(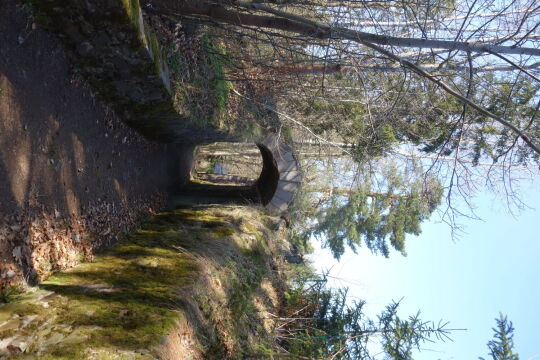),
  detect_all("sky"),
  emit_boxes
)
[309,177,540,359]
